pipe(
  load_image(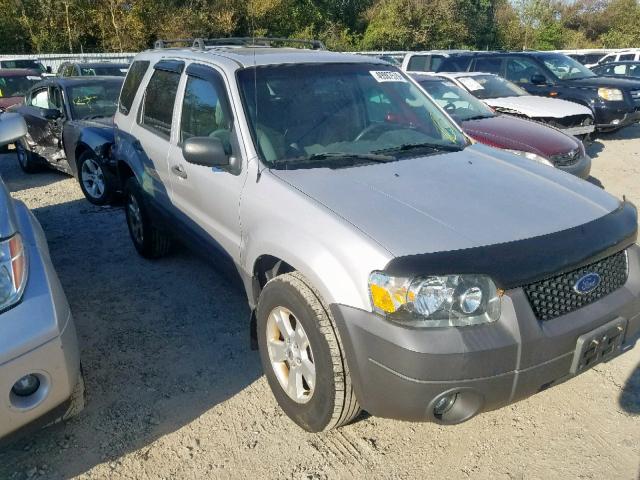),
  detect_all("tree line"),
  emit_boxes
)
[0,0,639,54]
